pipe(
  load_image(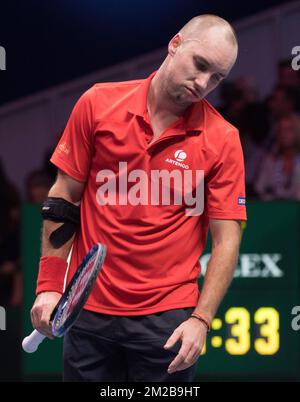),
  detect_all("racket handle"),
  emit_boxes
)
[22,330,46,353]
